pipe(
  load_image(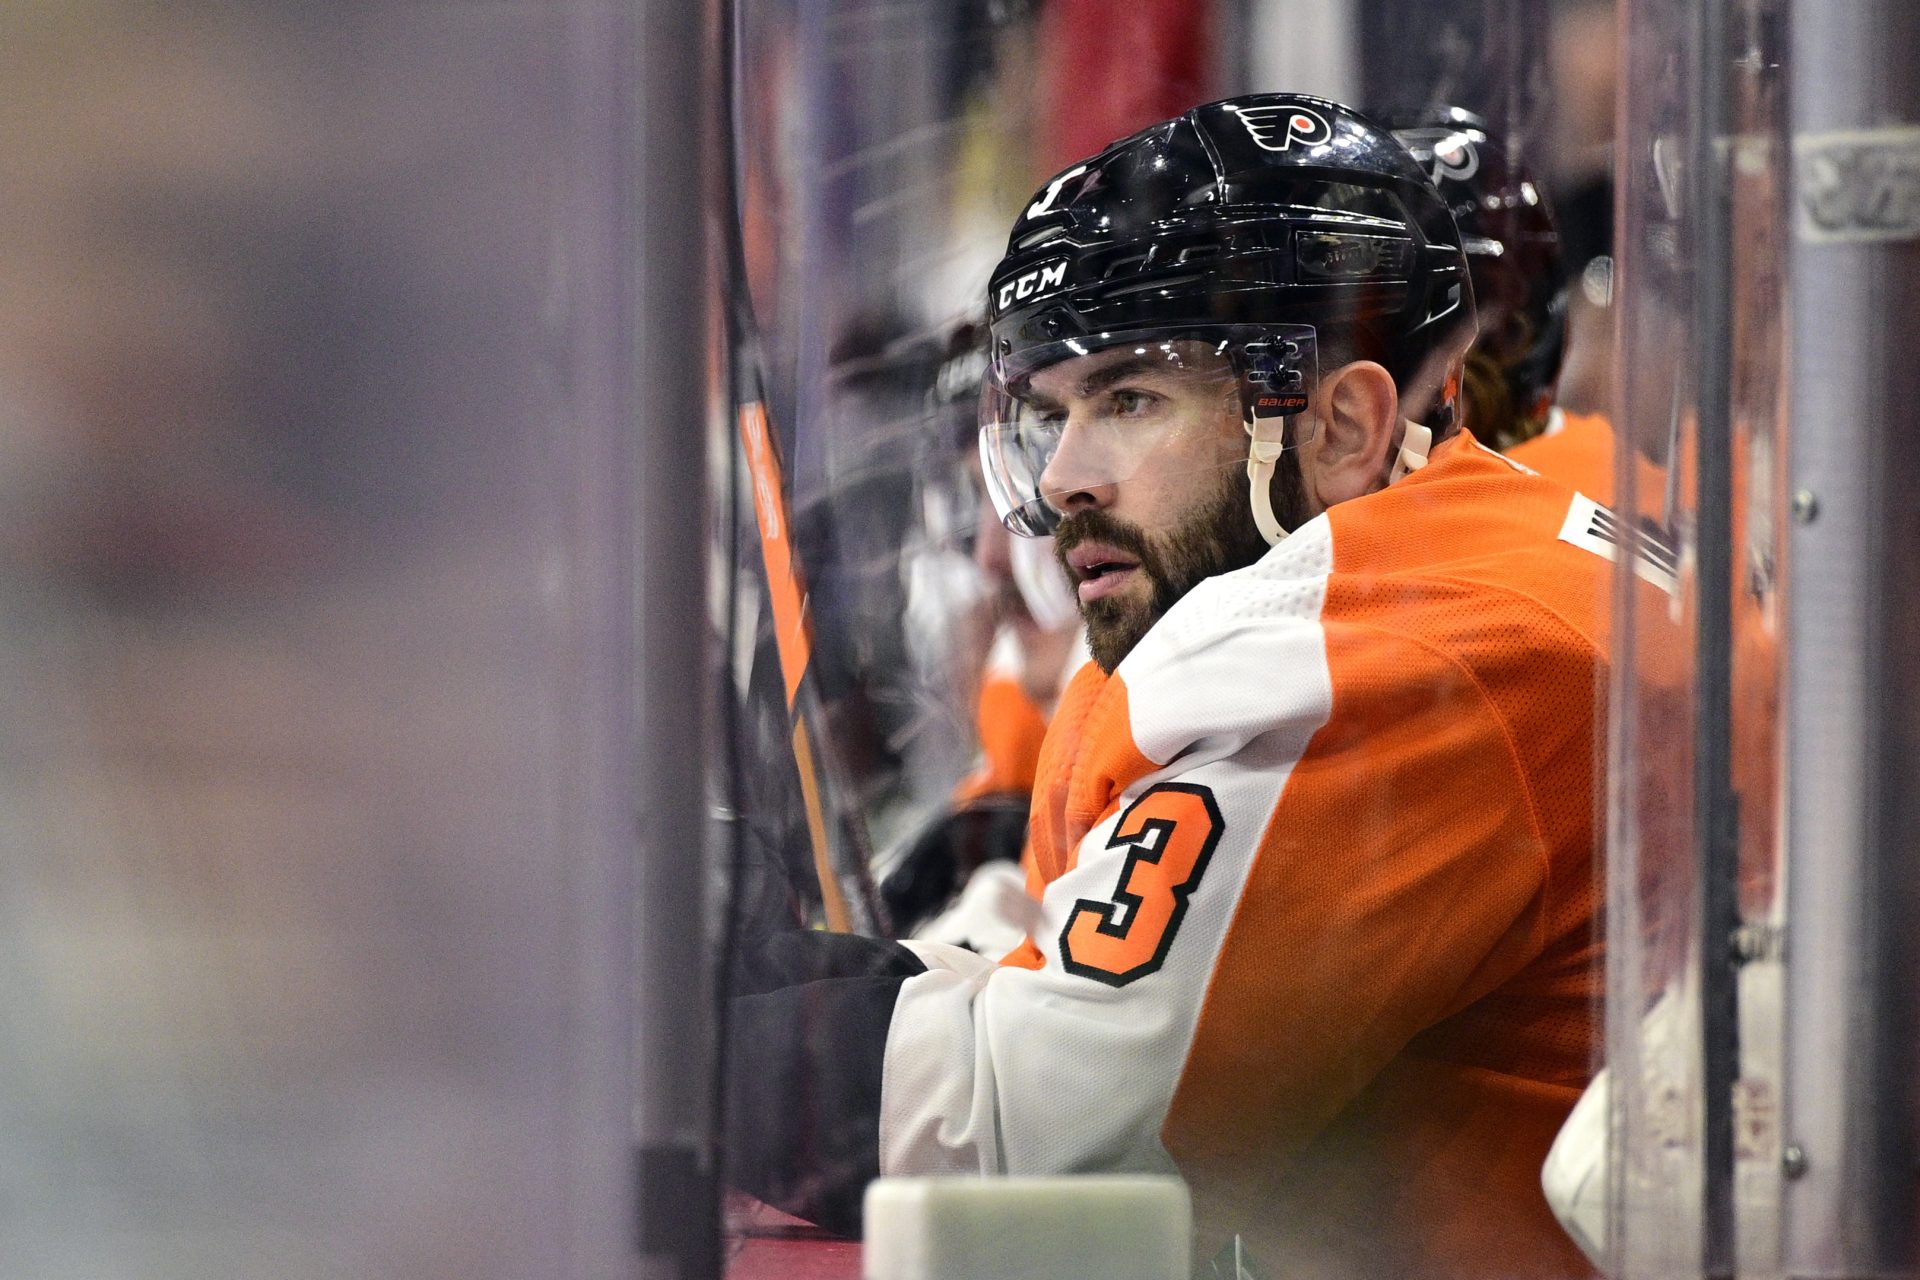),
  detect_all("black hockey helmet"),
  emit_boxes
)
[1386,106,1568,439]
[980,93,1476,539]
